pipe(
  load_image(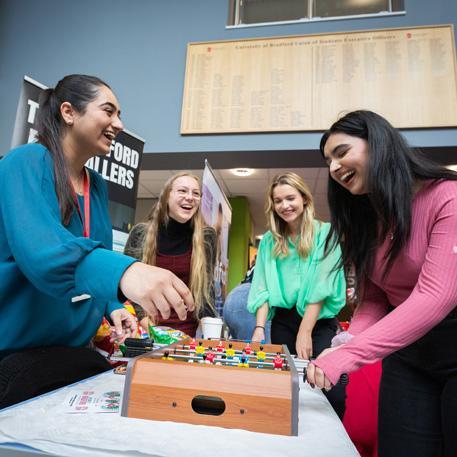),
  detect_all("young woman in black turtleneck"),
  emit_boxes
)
[124,172,217,336]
